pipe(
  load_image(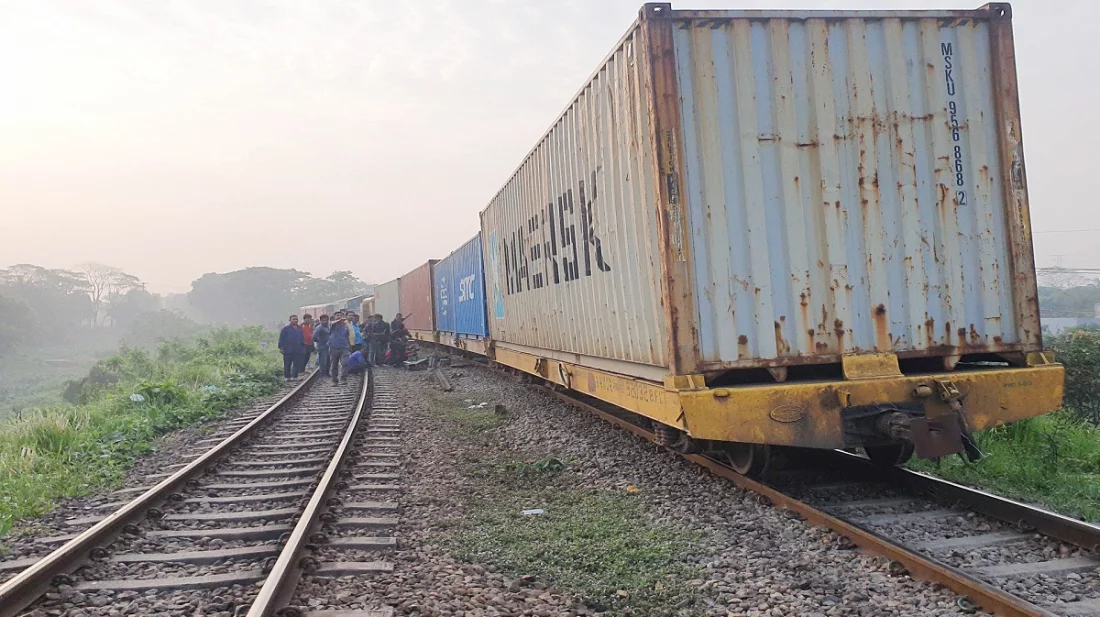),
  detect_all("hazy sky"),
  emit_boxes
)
[2,0,1098,293]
